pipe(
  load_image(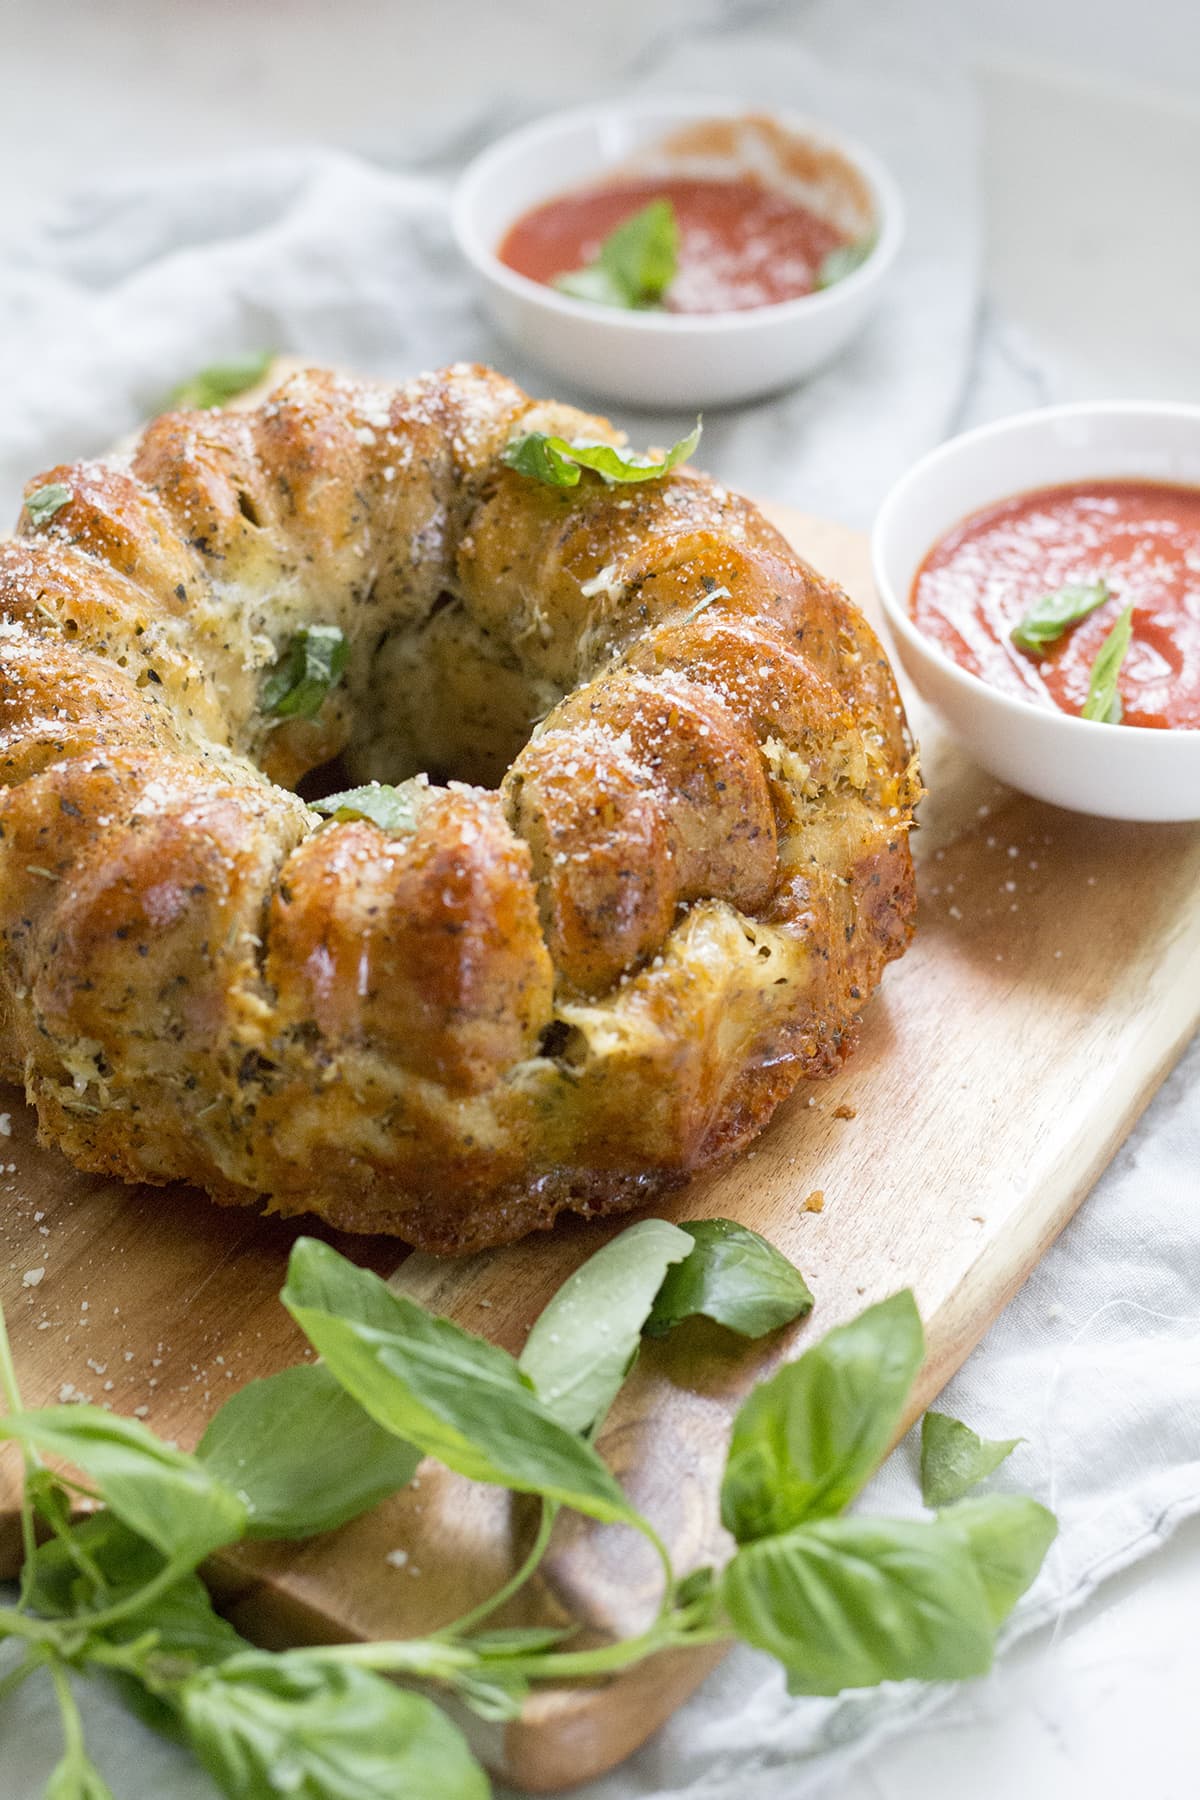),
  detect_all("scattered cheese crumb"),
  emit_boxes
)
[0,1113,10,1136]
[385,1549,409,1569]
[22,1266,44,1287]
